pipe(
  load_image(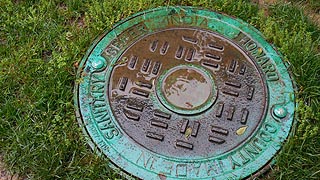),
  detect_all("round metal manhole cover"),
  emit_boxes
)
[75,7,295,180]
